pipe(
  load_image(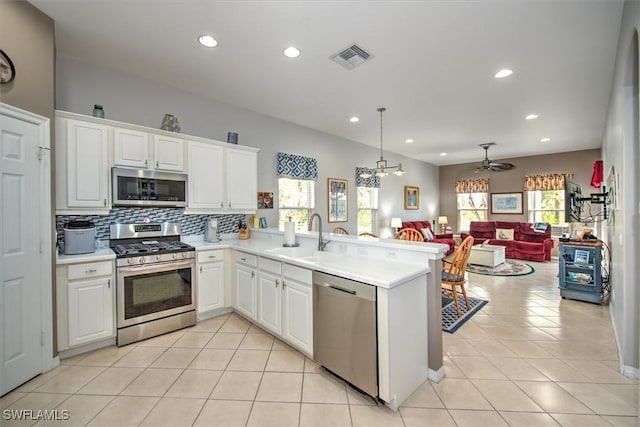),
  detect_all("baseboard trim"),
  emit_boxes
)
[622,365,640,379]
[428,366,446,383]
[58,338,116,359]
